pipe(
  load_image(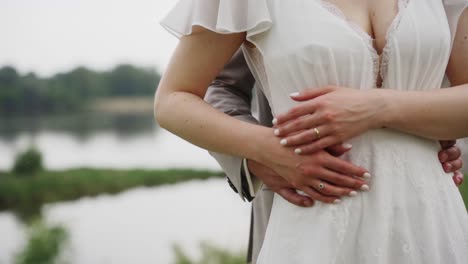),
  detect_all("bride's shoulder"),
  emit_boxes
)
[160,0,273,39]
